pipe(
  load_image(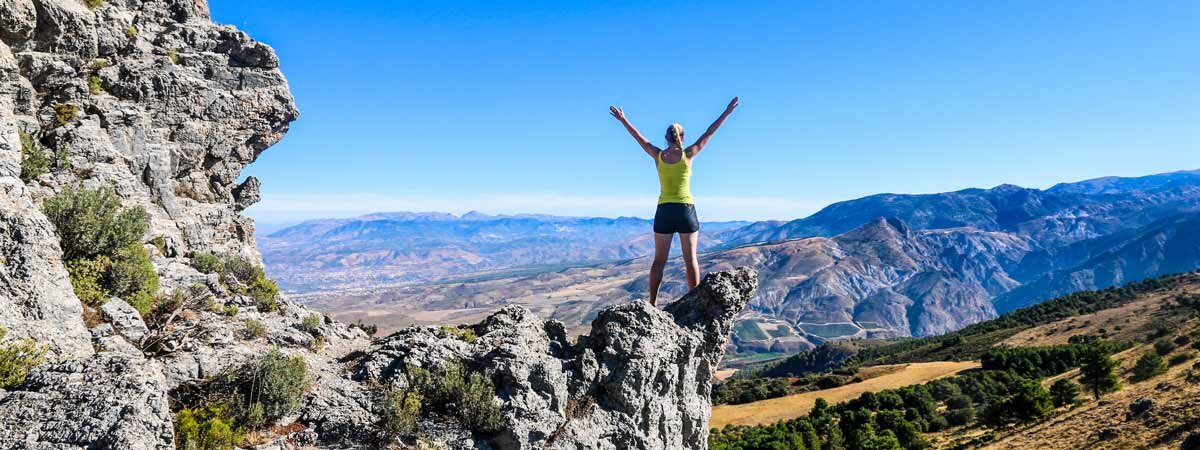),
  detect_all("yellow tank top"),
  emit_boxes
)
[656,150,693,204]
